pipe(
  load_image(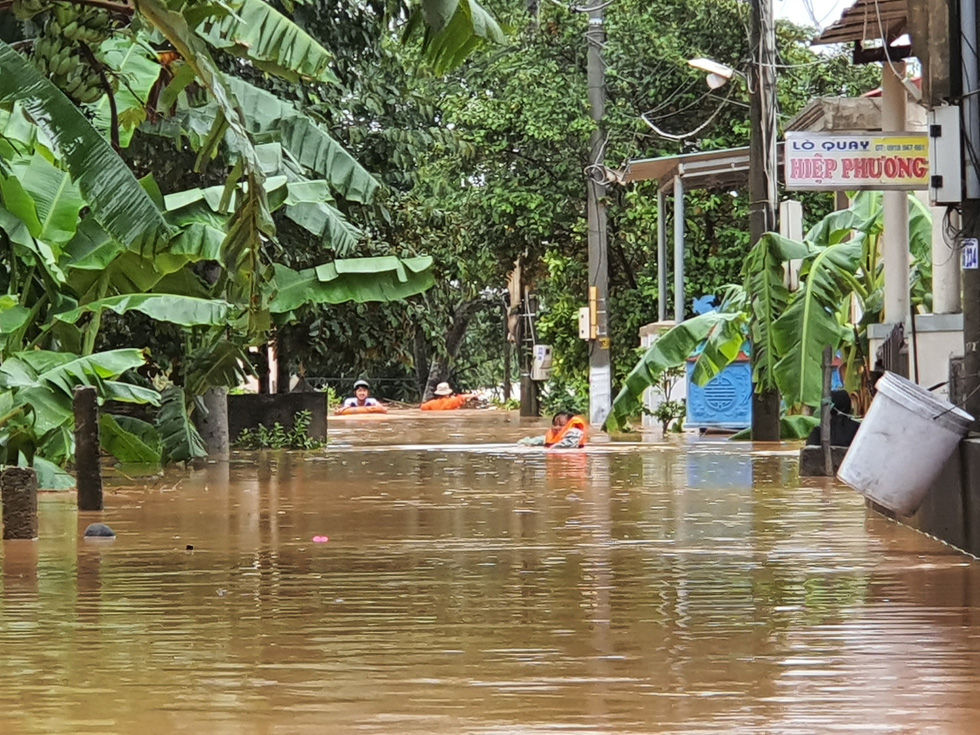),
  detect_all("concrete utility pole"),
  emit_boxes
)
[960,0,980,426]
[748,0,781,441]
[586,2,611,427]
